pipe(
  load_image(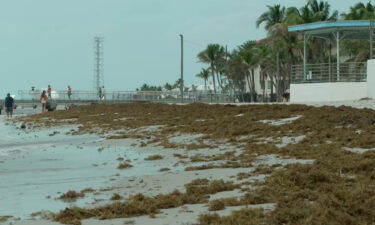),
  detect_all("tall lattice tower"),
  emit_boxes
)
[94,36,104,92]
